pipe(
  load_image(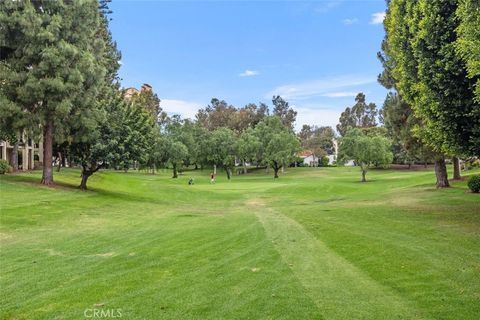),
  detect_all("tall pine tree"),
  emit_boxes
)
[0,0,108,185]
